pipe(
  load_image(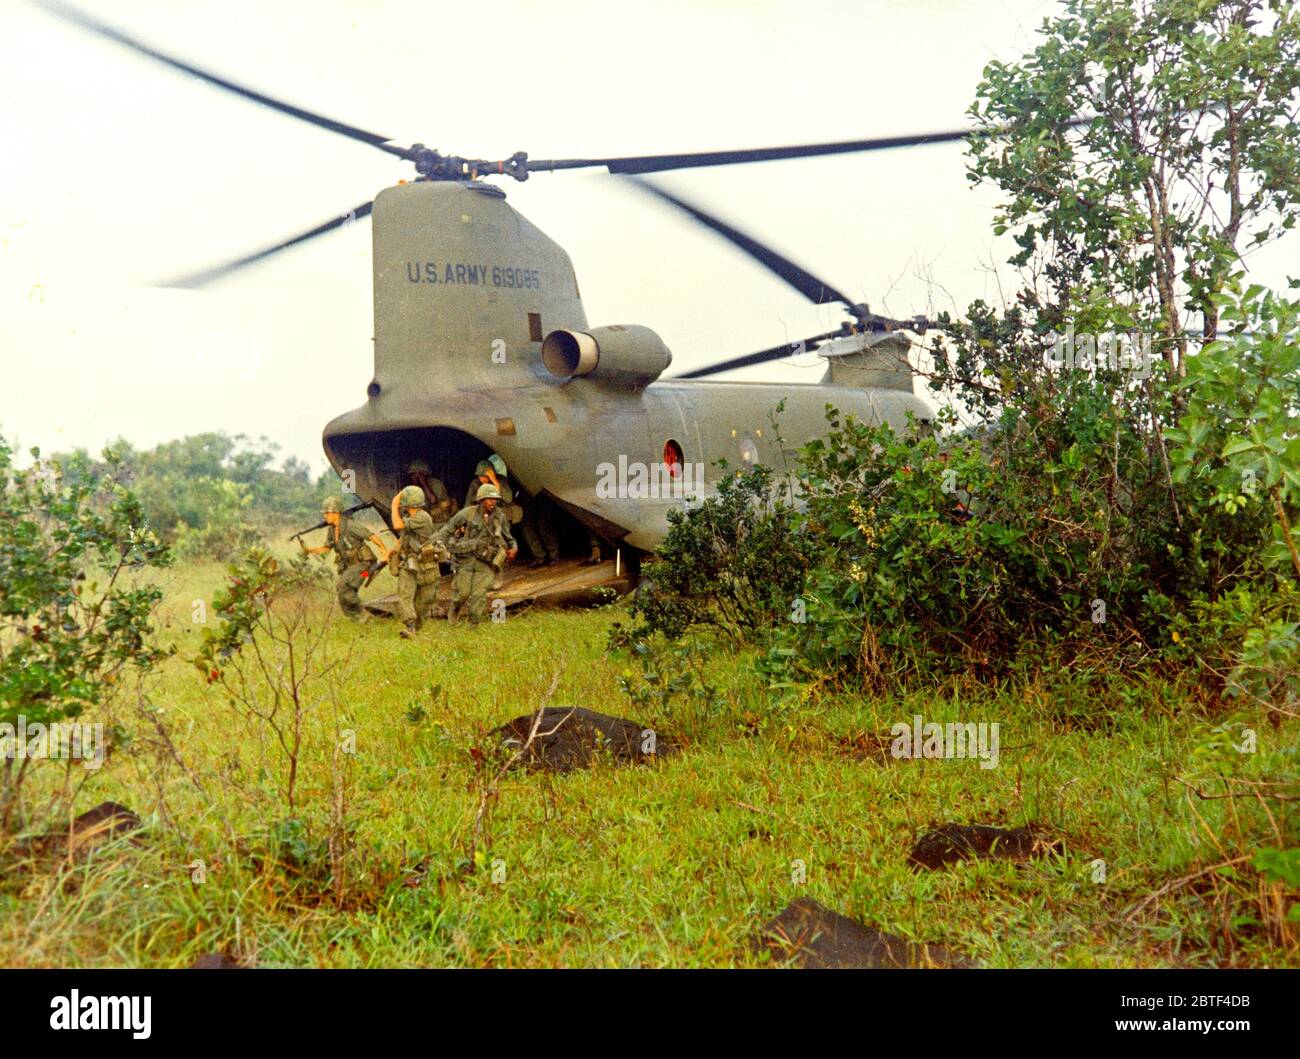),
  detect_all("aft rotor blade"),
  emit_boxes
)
[529,129,975,176]
[161,200,374,287]
[675,331,844,380]
[625,178,857,311]
[37,1,405,158]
